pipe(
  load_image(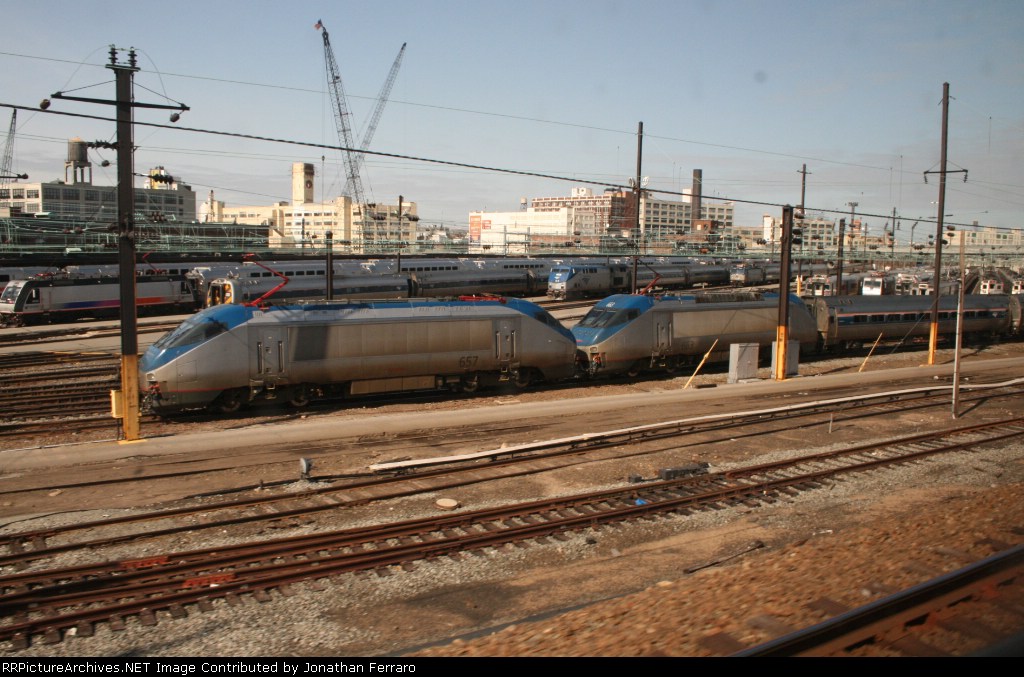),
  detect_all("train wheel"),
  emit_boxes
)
[460,375,480,393]
[211,389,245,415]
[513,369,533,389]
[626,362,643,378]
[288,389,311,409]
